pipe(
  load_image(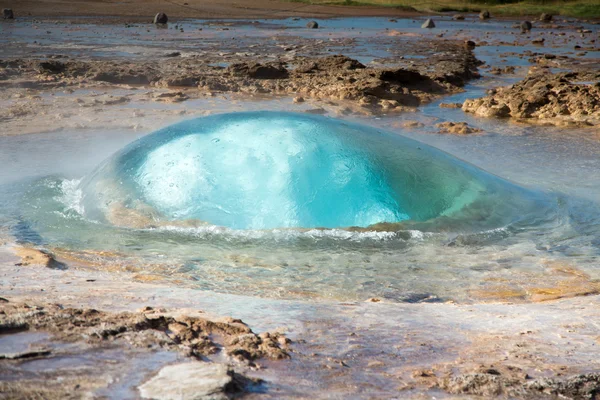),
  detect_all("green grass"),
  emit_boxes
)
[286,0,600,19]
